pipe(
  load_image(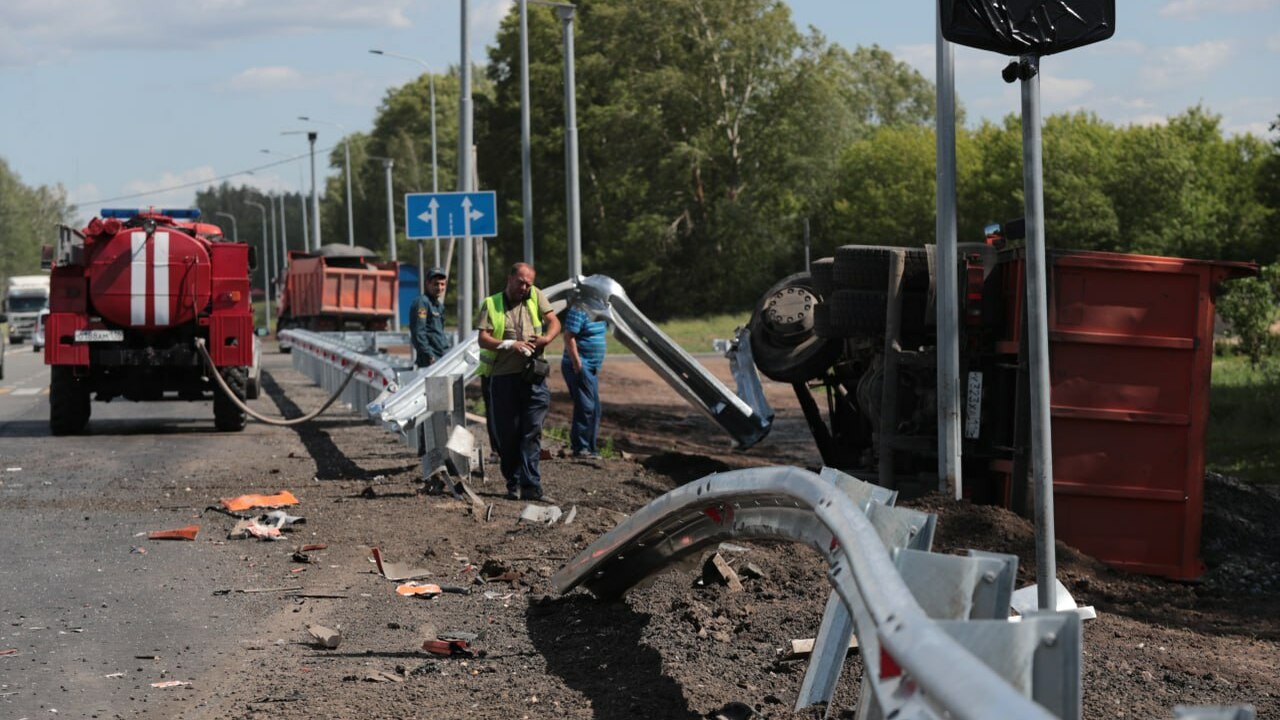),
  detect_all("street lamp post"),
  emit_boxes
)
[369,156,400,331]
[214,211,238,243]
[369,49,441,268]
[262,148,303,265]
[245,201,273,331]
[518,0,535,265]
[300,116,354,247]
[283,130,321,251]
